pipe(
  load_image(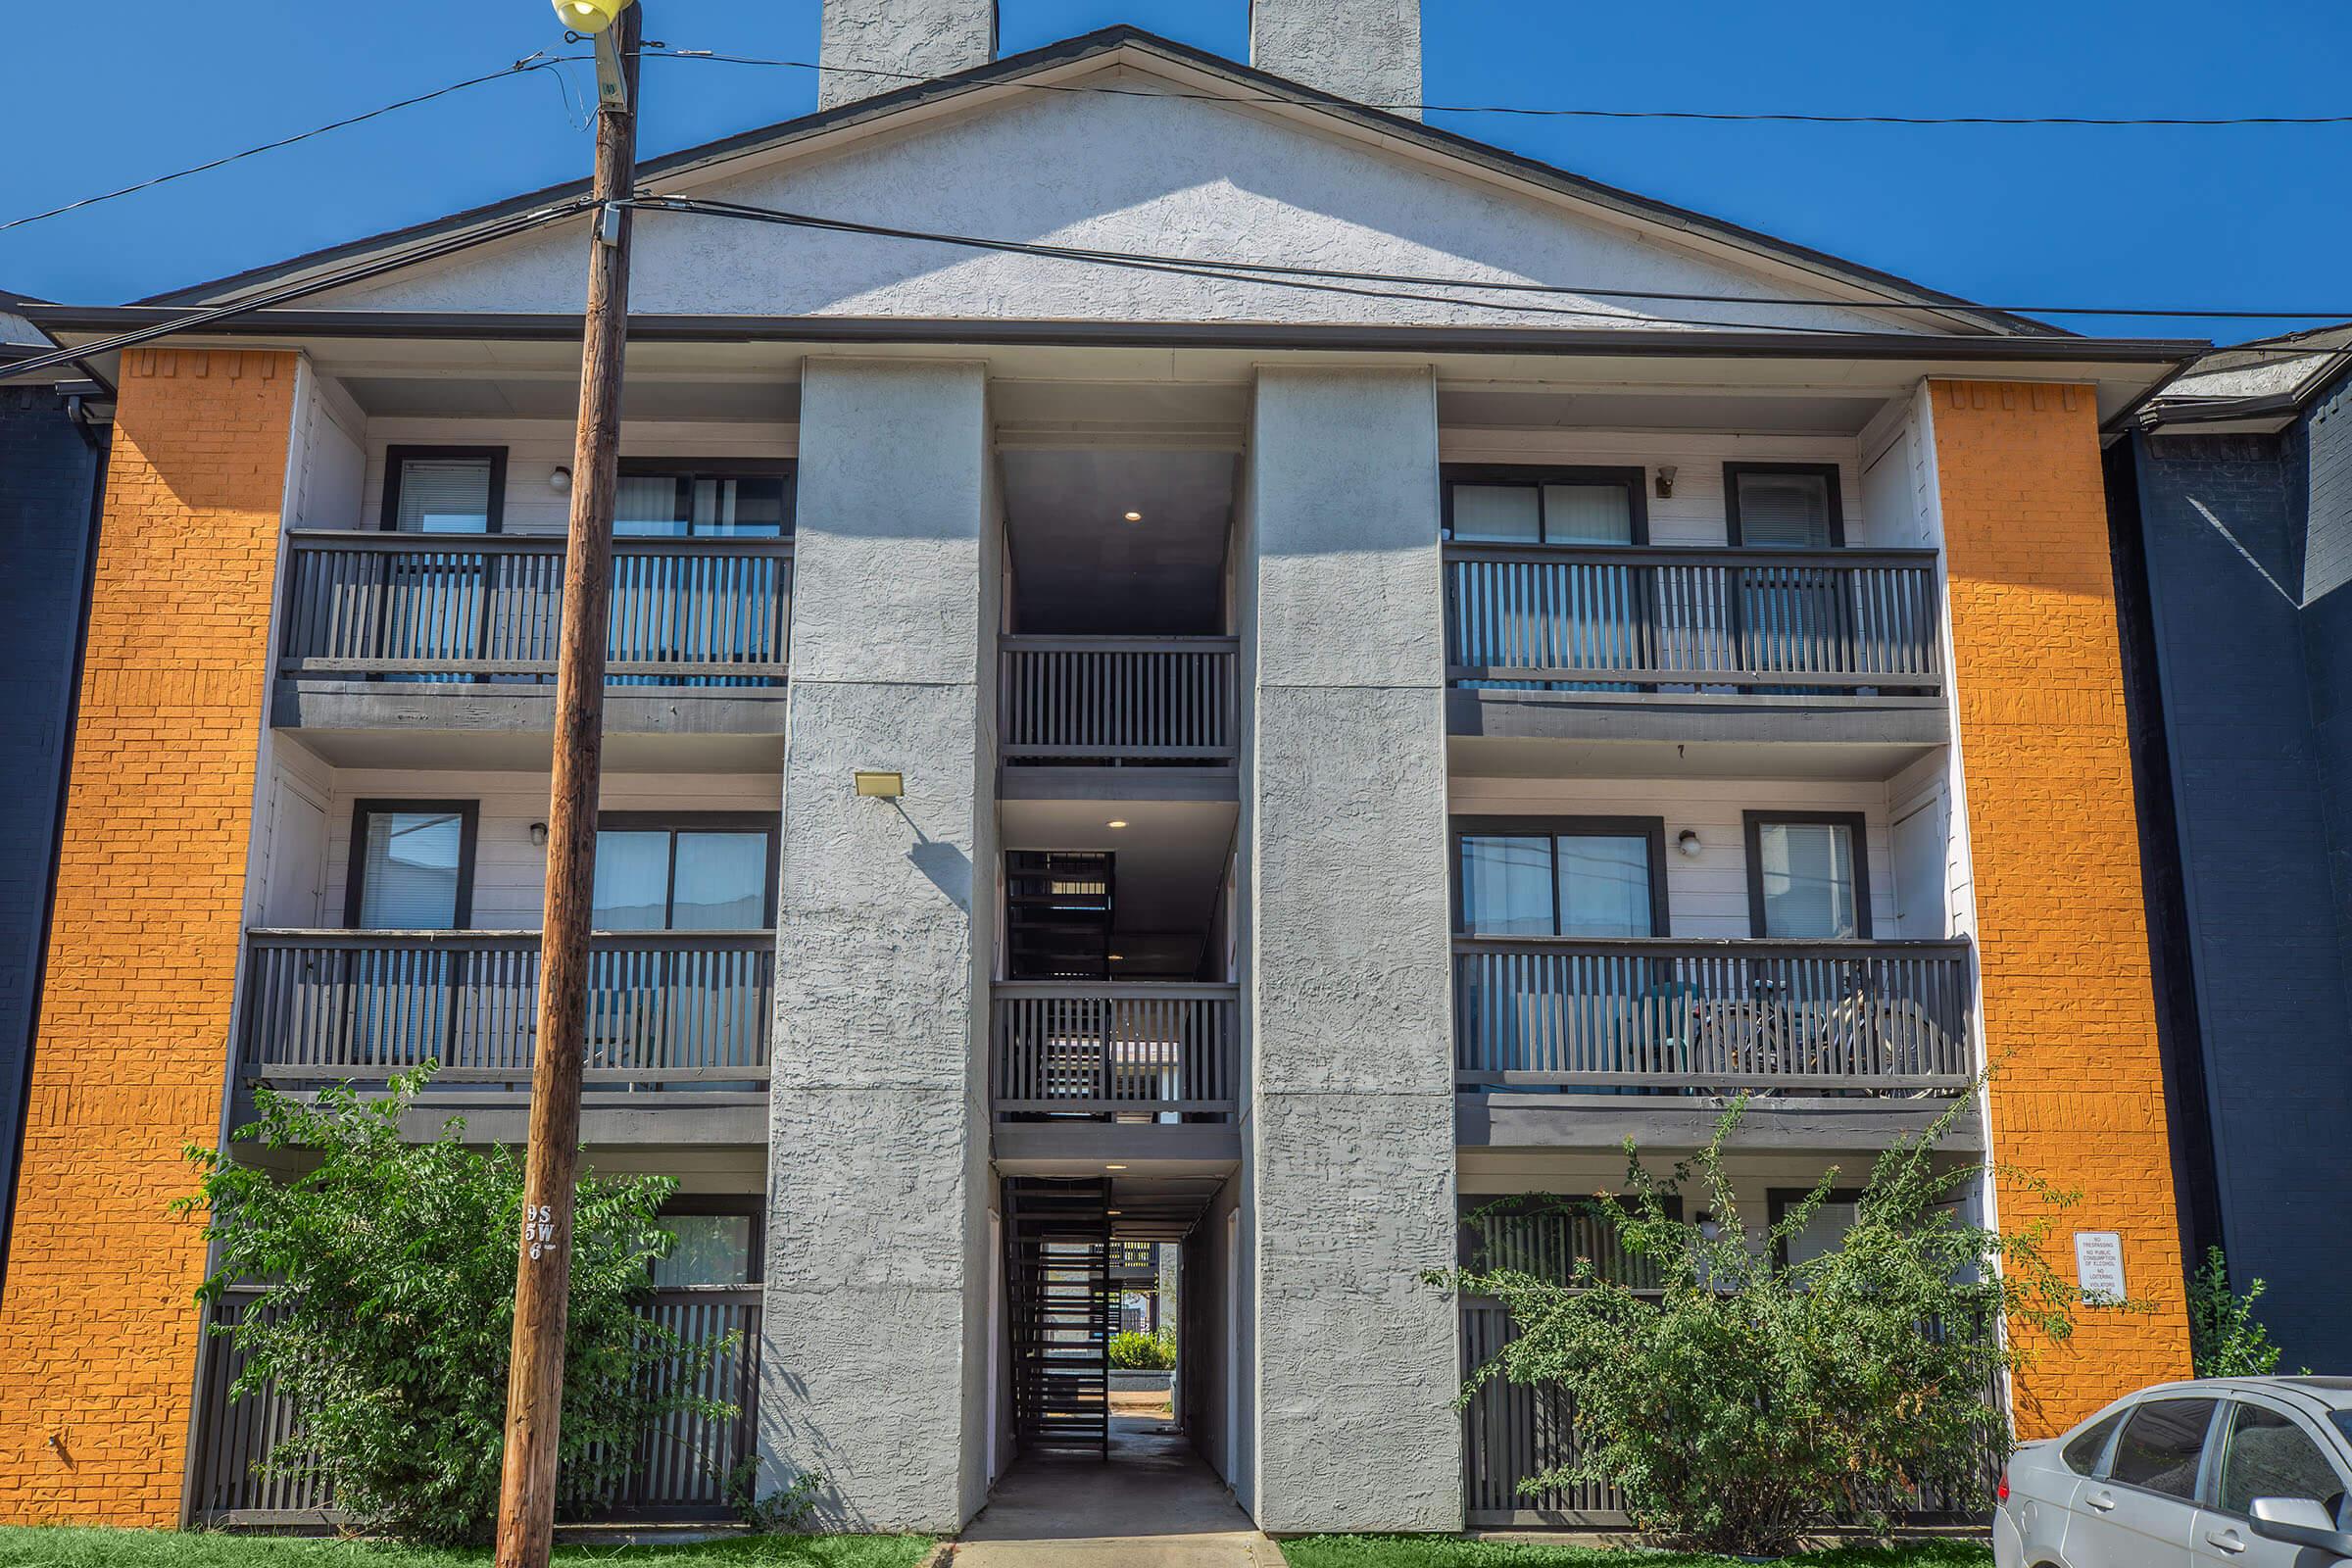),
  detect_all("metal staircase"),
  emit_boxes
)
[1004,1177,1112,1458]
[1004,851,1114,980]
